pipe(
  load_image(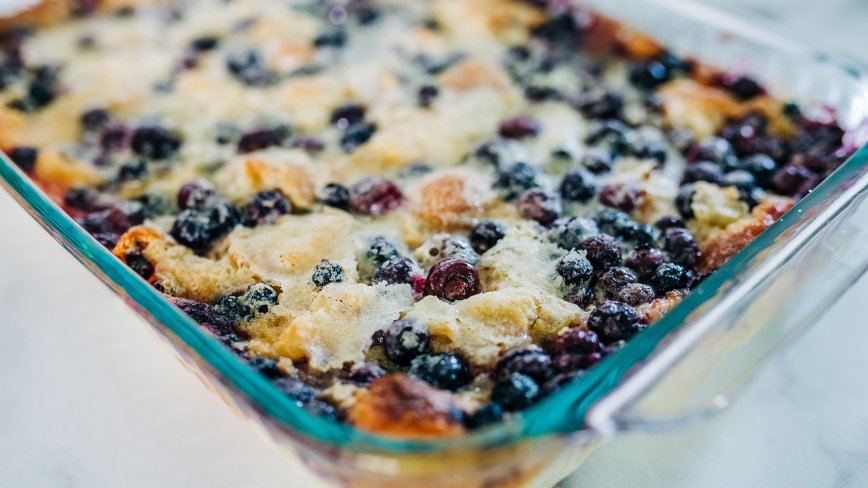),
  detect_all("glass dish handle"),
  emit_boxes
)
[588,156,868,434]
